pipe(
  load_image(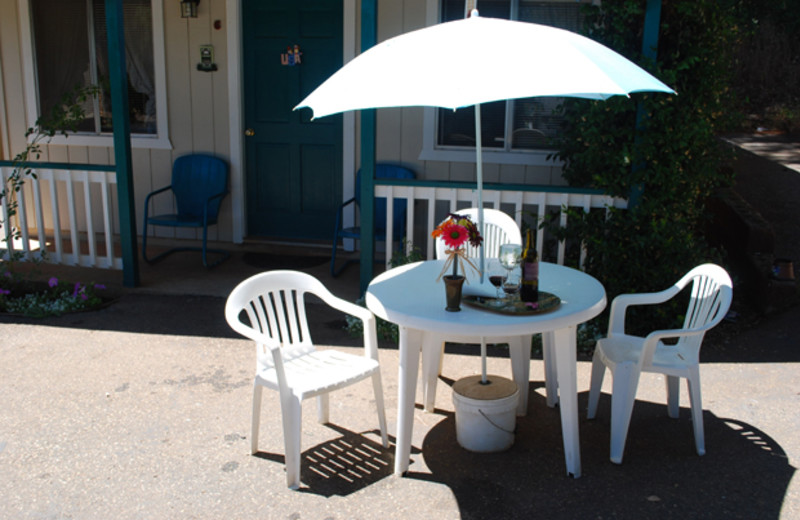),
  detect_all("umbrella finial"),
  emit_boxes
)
[469,9,479,18]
